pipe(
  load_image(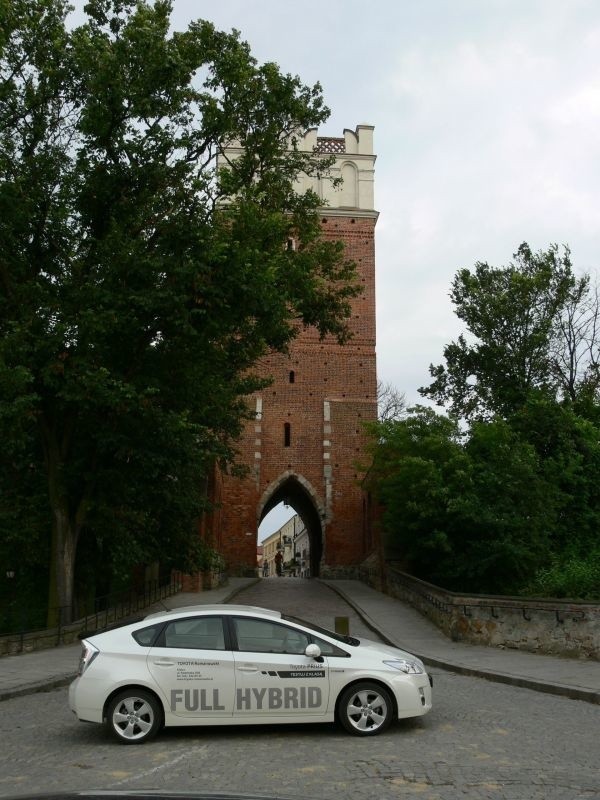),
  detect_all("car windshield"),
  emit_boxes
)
[282,614,361,646]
